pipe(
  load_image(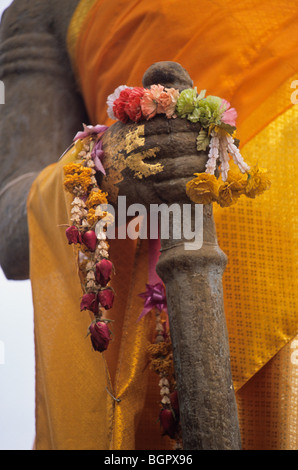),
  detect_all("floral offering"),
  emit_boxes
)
[107,83,271,206]
[63,81,271,446]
